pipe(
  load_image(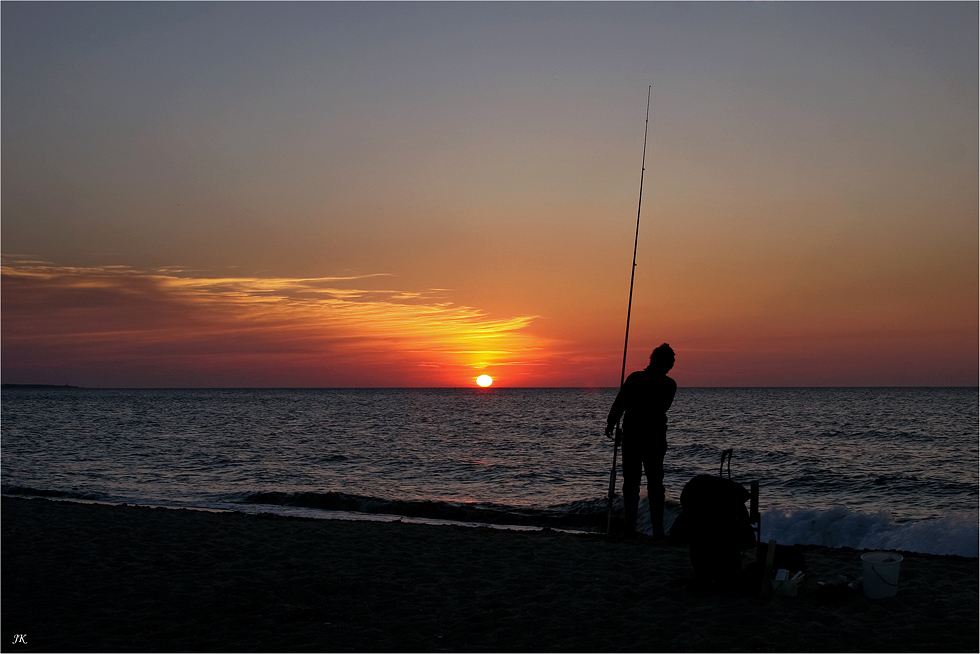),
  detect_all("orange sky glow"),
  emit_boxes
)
[1,259,554,387]
[2,3,977,387]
